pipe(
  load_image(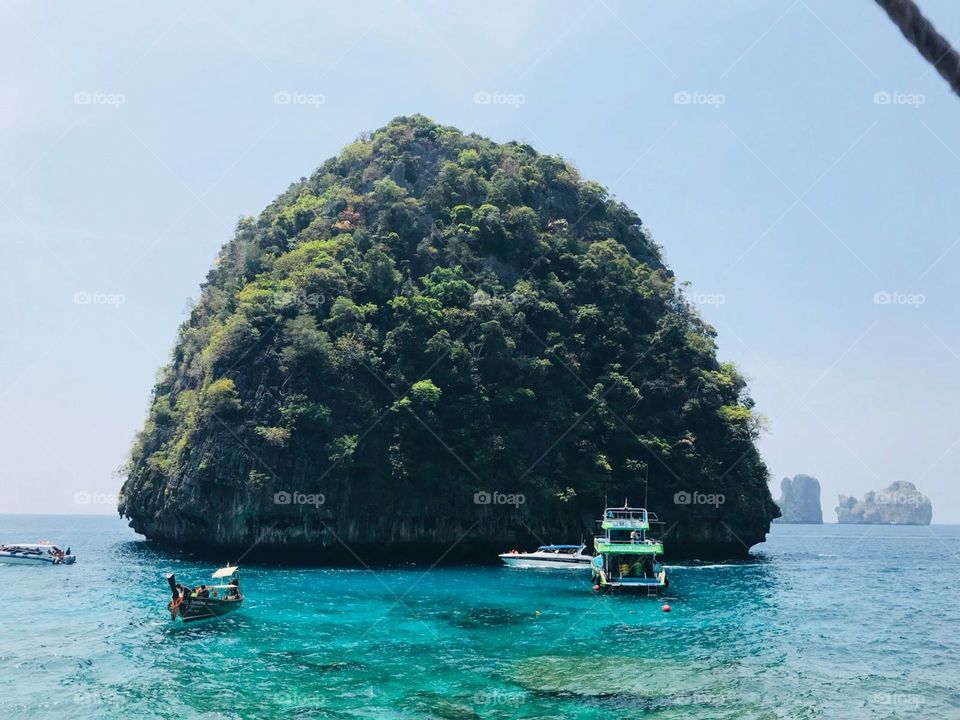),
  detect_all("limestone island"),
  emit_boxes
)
[118,115,779,562]
[836,481,932,525]
[774,474,823,524]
